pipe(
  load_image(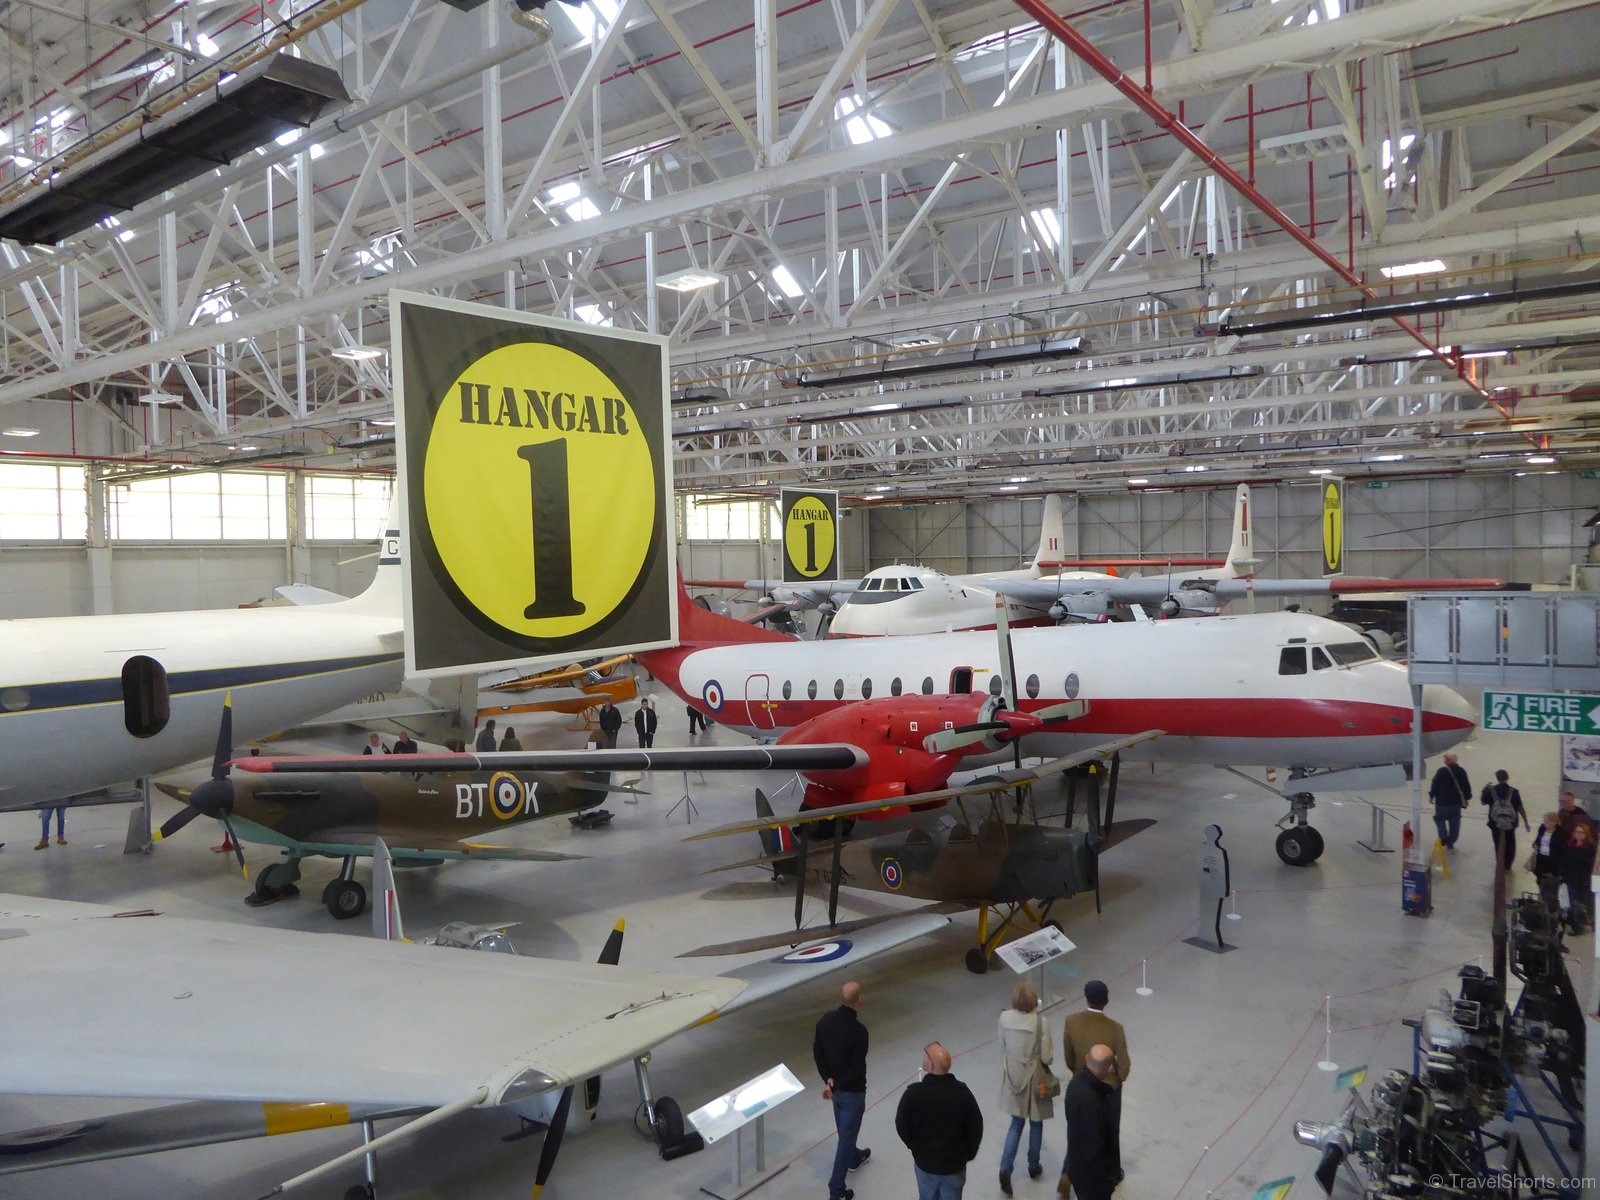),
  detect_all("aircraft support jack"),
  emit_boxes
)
[1275,792,1325,867]
[342,1117,380,1200]
[323,856,368,920]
